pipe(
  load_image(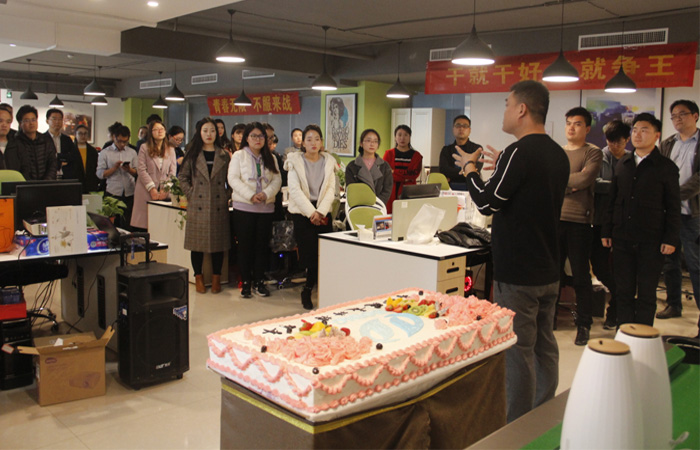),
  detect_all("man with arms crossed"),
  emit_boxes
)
[438,115,483,190]
[453,80,570,422]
